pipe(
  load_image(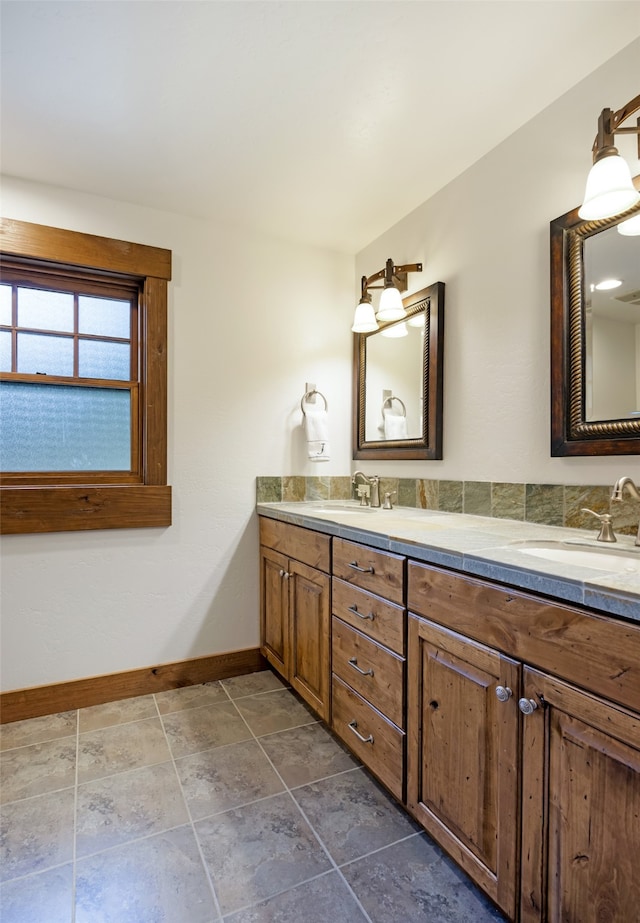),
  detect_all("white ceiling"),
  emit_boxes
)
[1,1,639,254]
